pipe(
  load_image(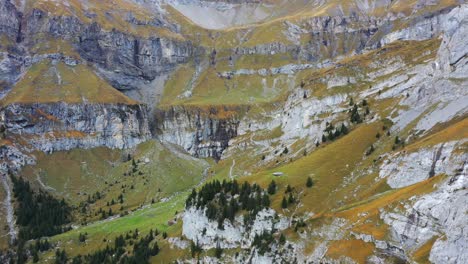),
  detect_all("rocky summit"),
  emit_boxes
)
[0,0,467,263]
